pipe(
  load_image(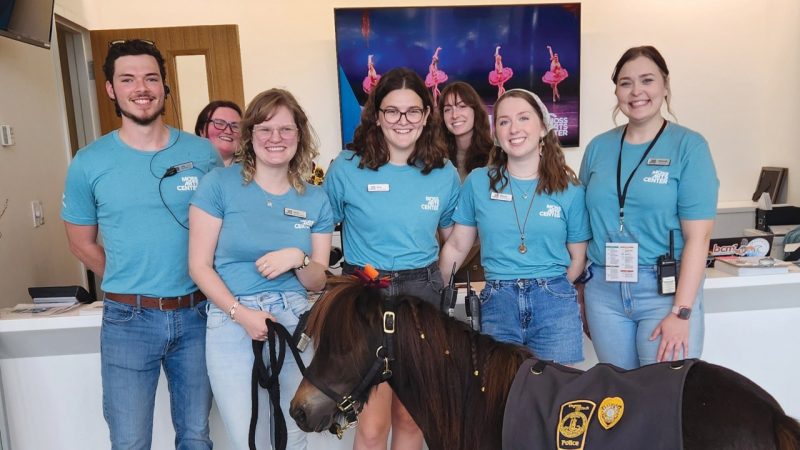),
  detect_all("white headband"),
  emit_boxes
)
[504,88,554,132]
